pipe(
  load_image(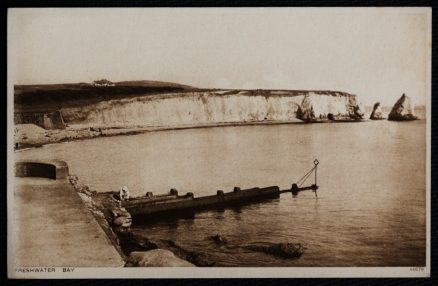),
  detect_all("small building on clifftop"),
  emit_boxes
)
[92,79,115,87]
